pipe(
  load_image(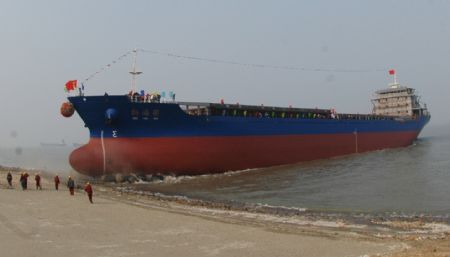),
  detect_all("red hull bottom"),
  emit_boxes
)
[69,132,419,177]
